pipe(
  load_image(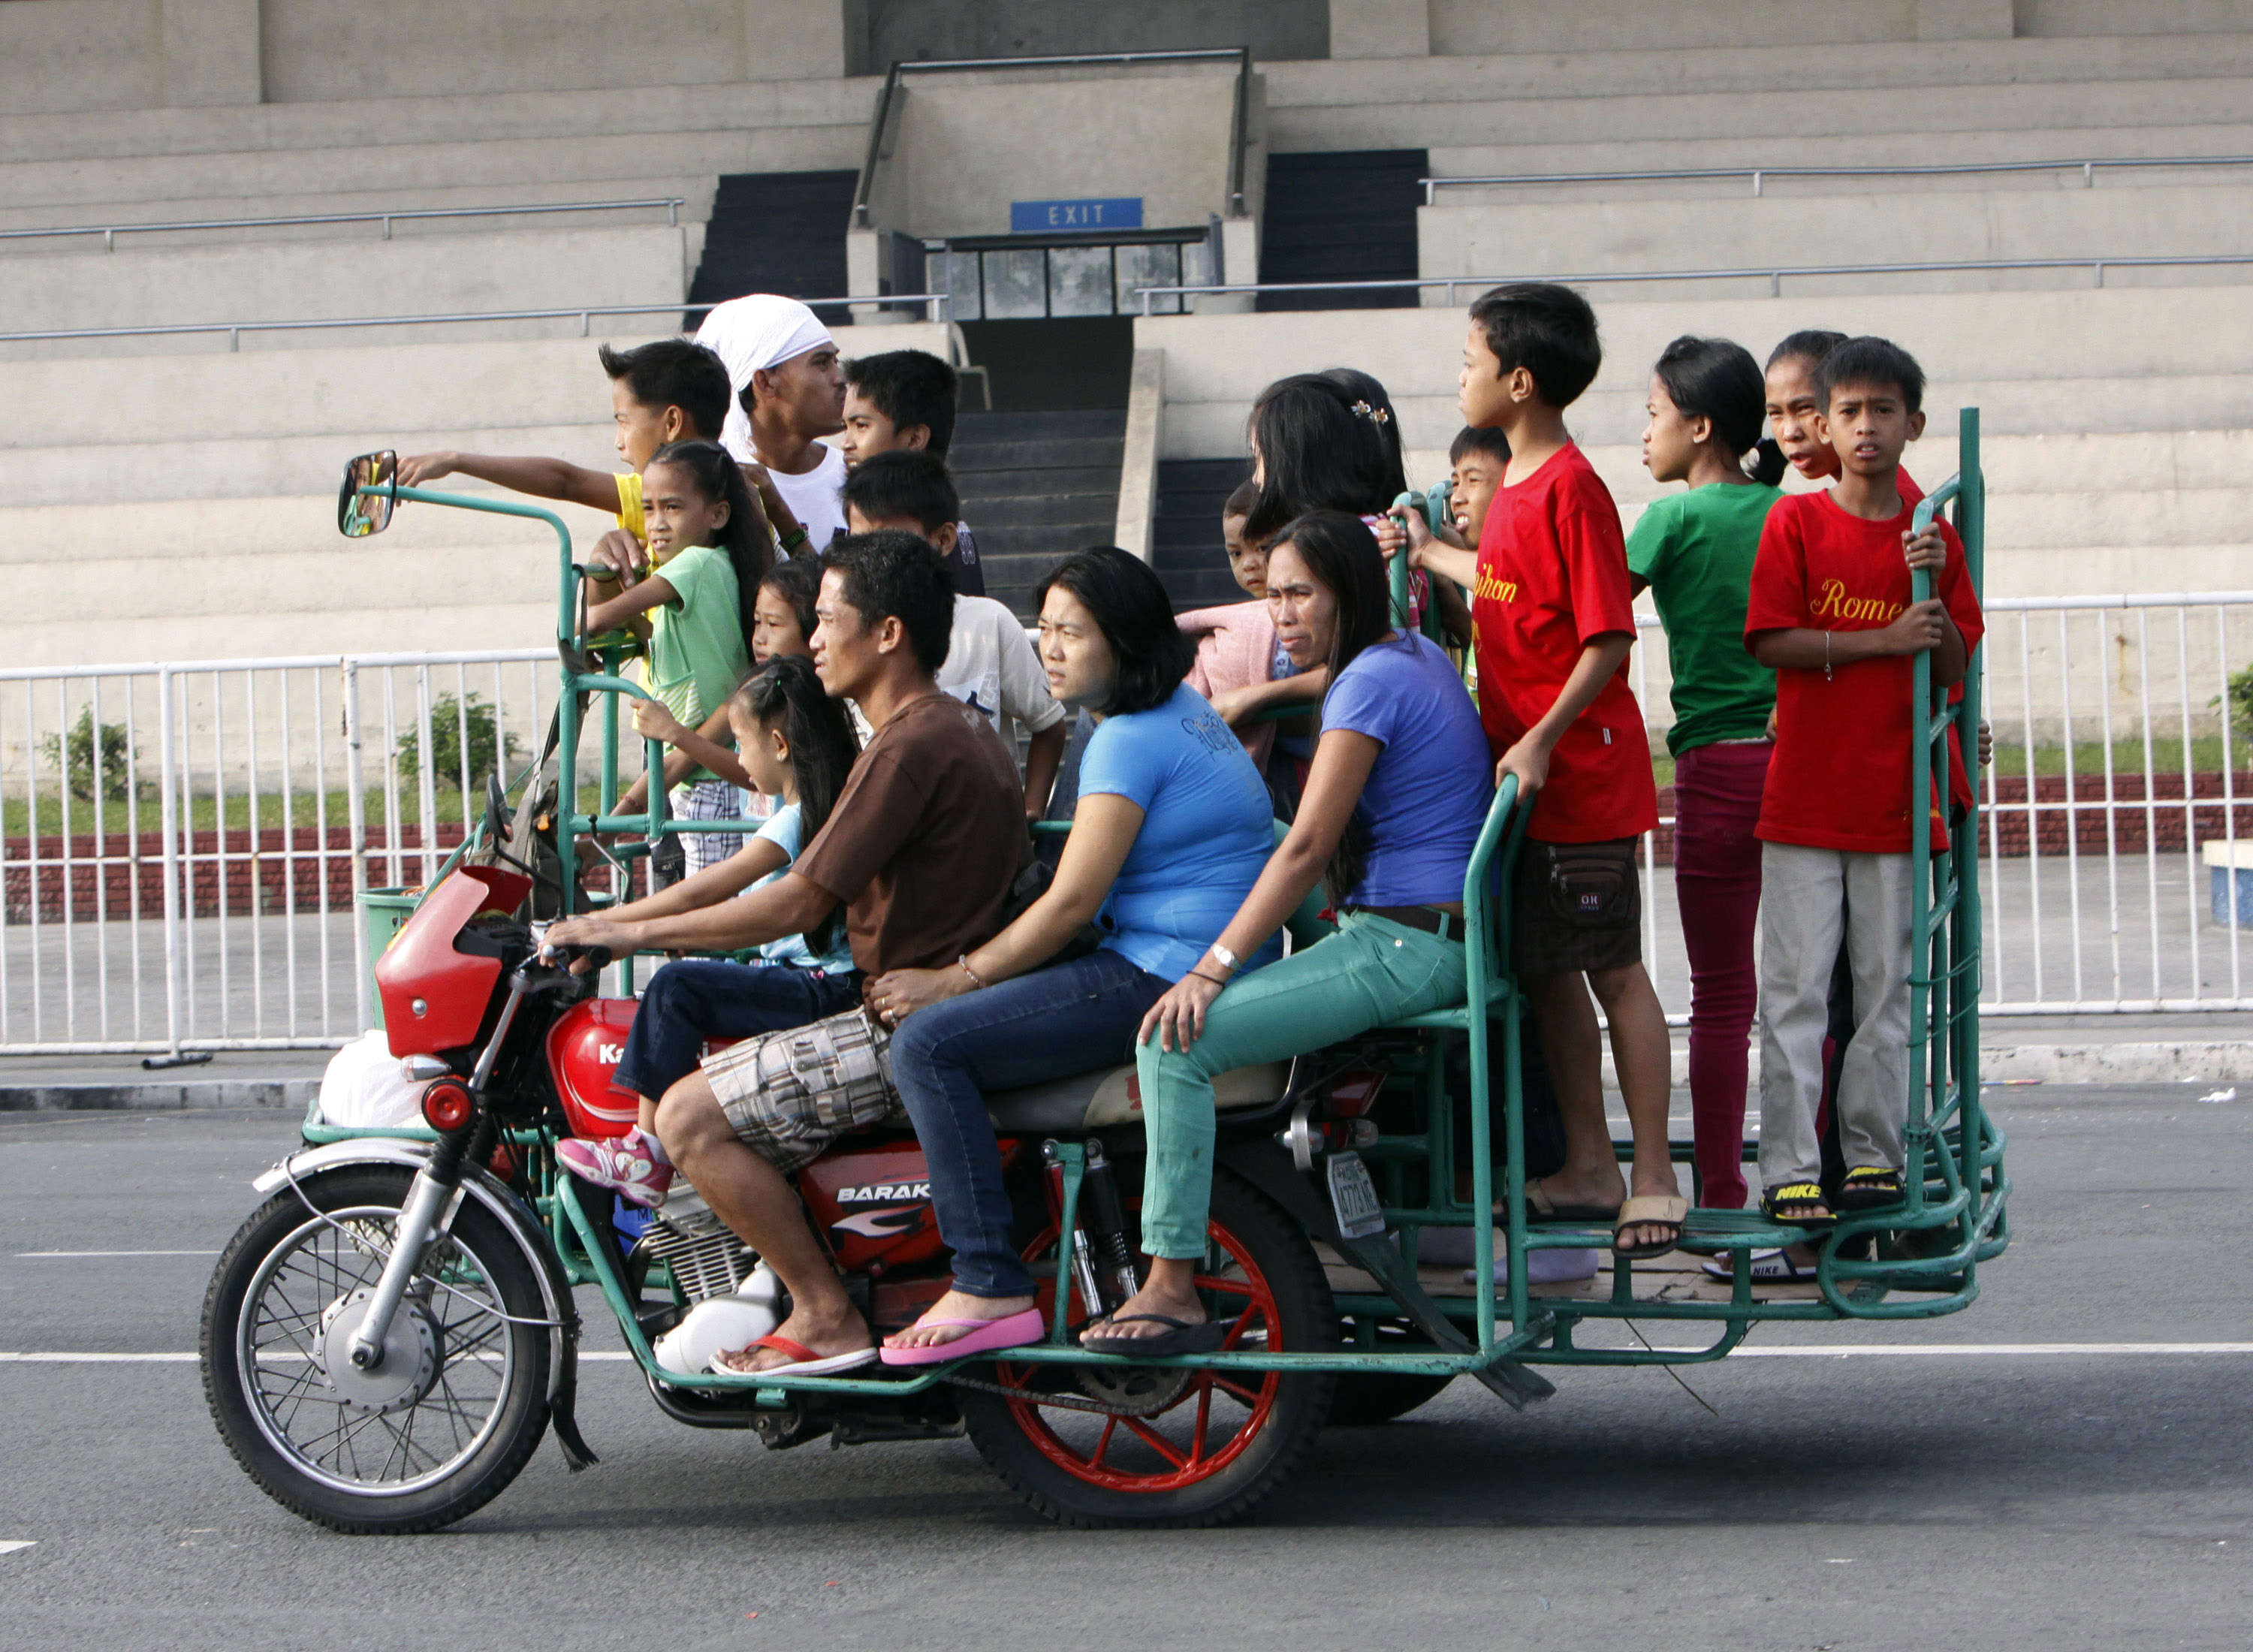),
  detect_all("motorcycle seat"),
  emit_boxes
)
[983,1061,1289,1137]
